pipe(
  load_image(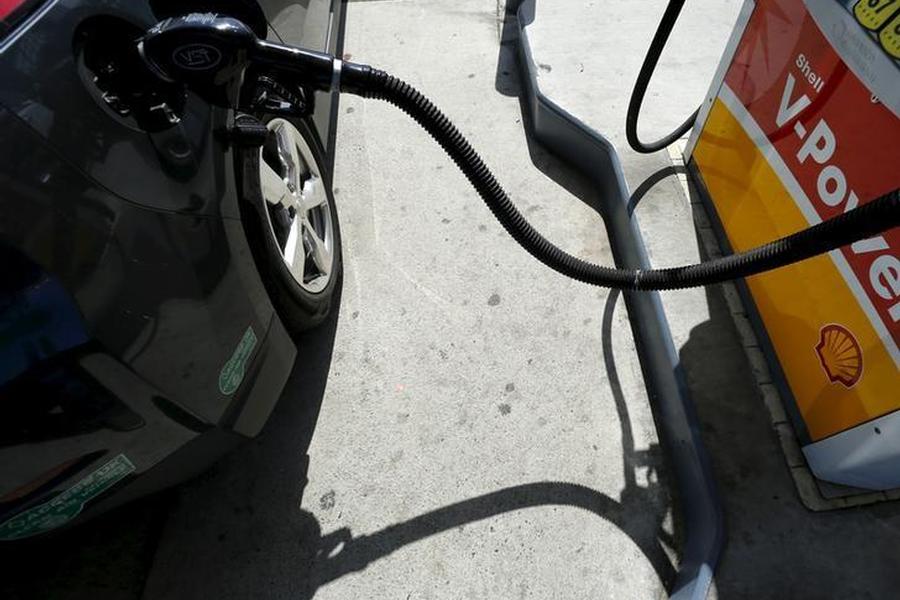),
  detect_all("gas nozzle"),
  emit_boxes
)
[138,13,338,108]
